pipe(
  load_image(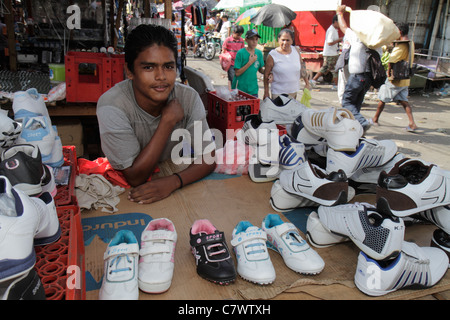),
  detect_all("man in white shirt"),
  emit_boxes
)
[220,15,231,43]
[336,5,376,132]
[310,15,342,87]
